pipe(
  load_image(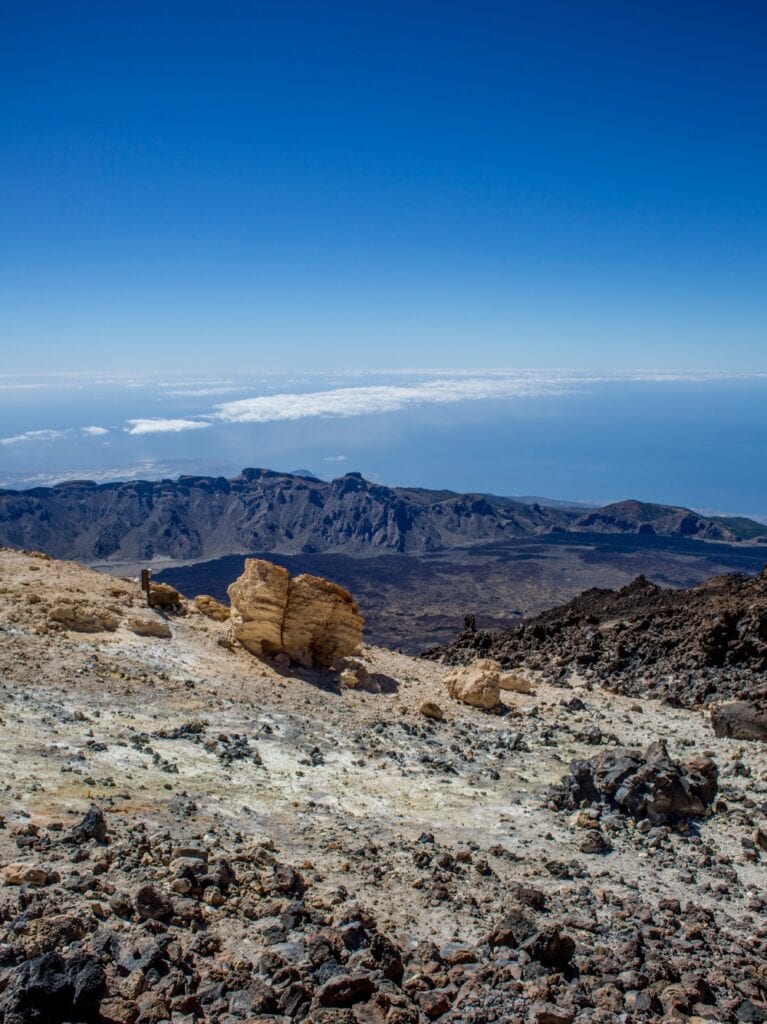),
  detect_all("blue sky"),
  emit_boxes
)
[1,1,765,371]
